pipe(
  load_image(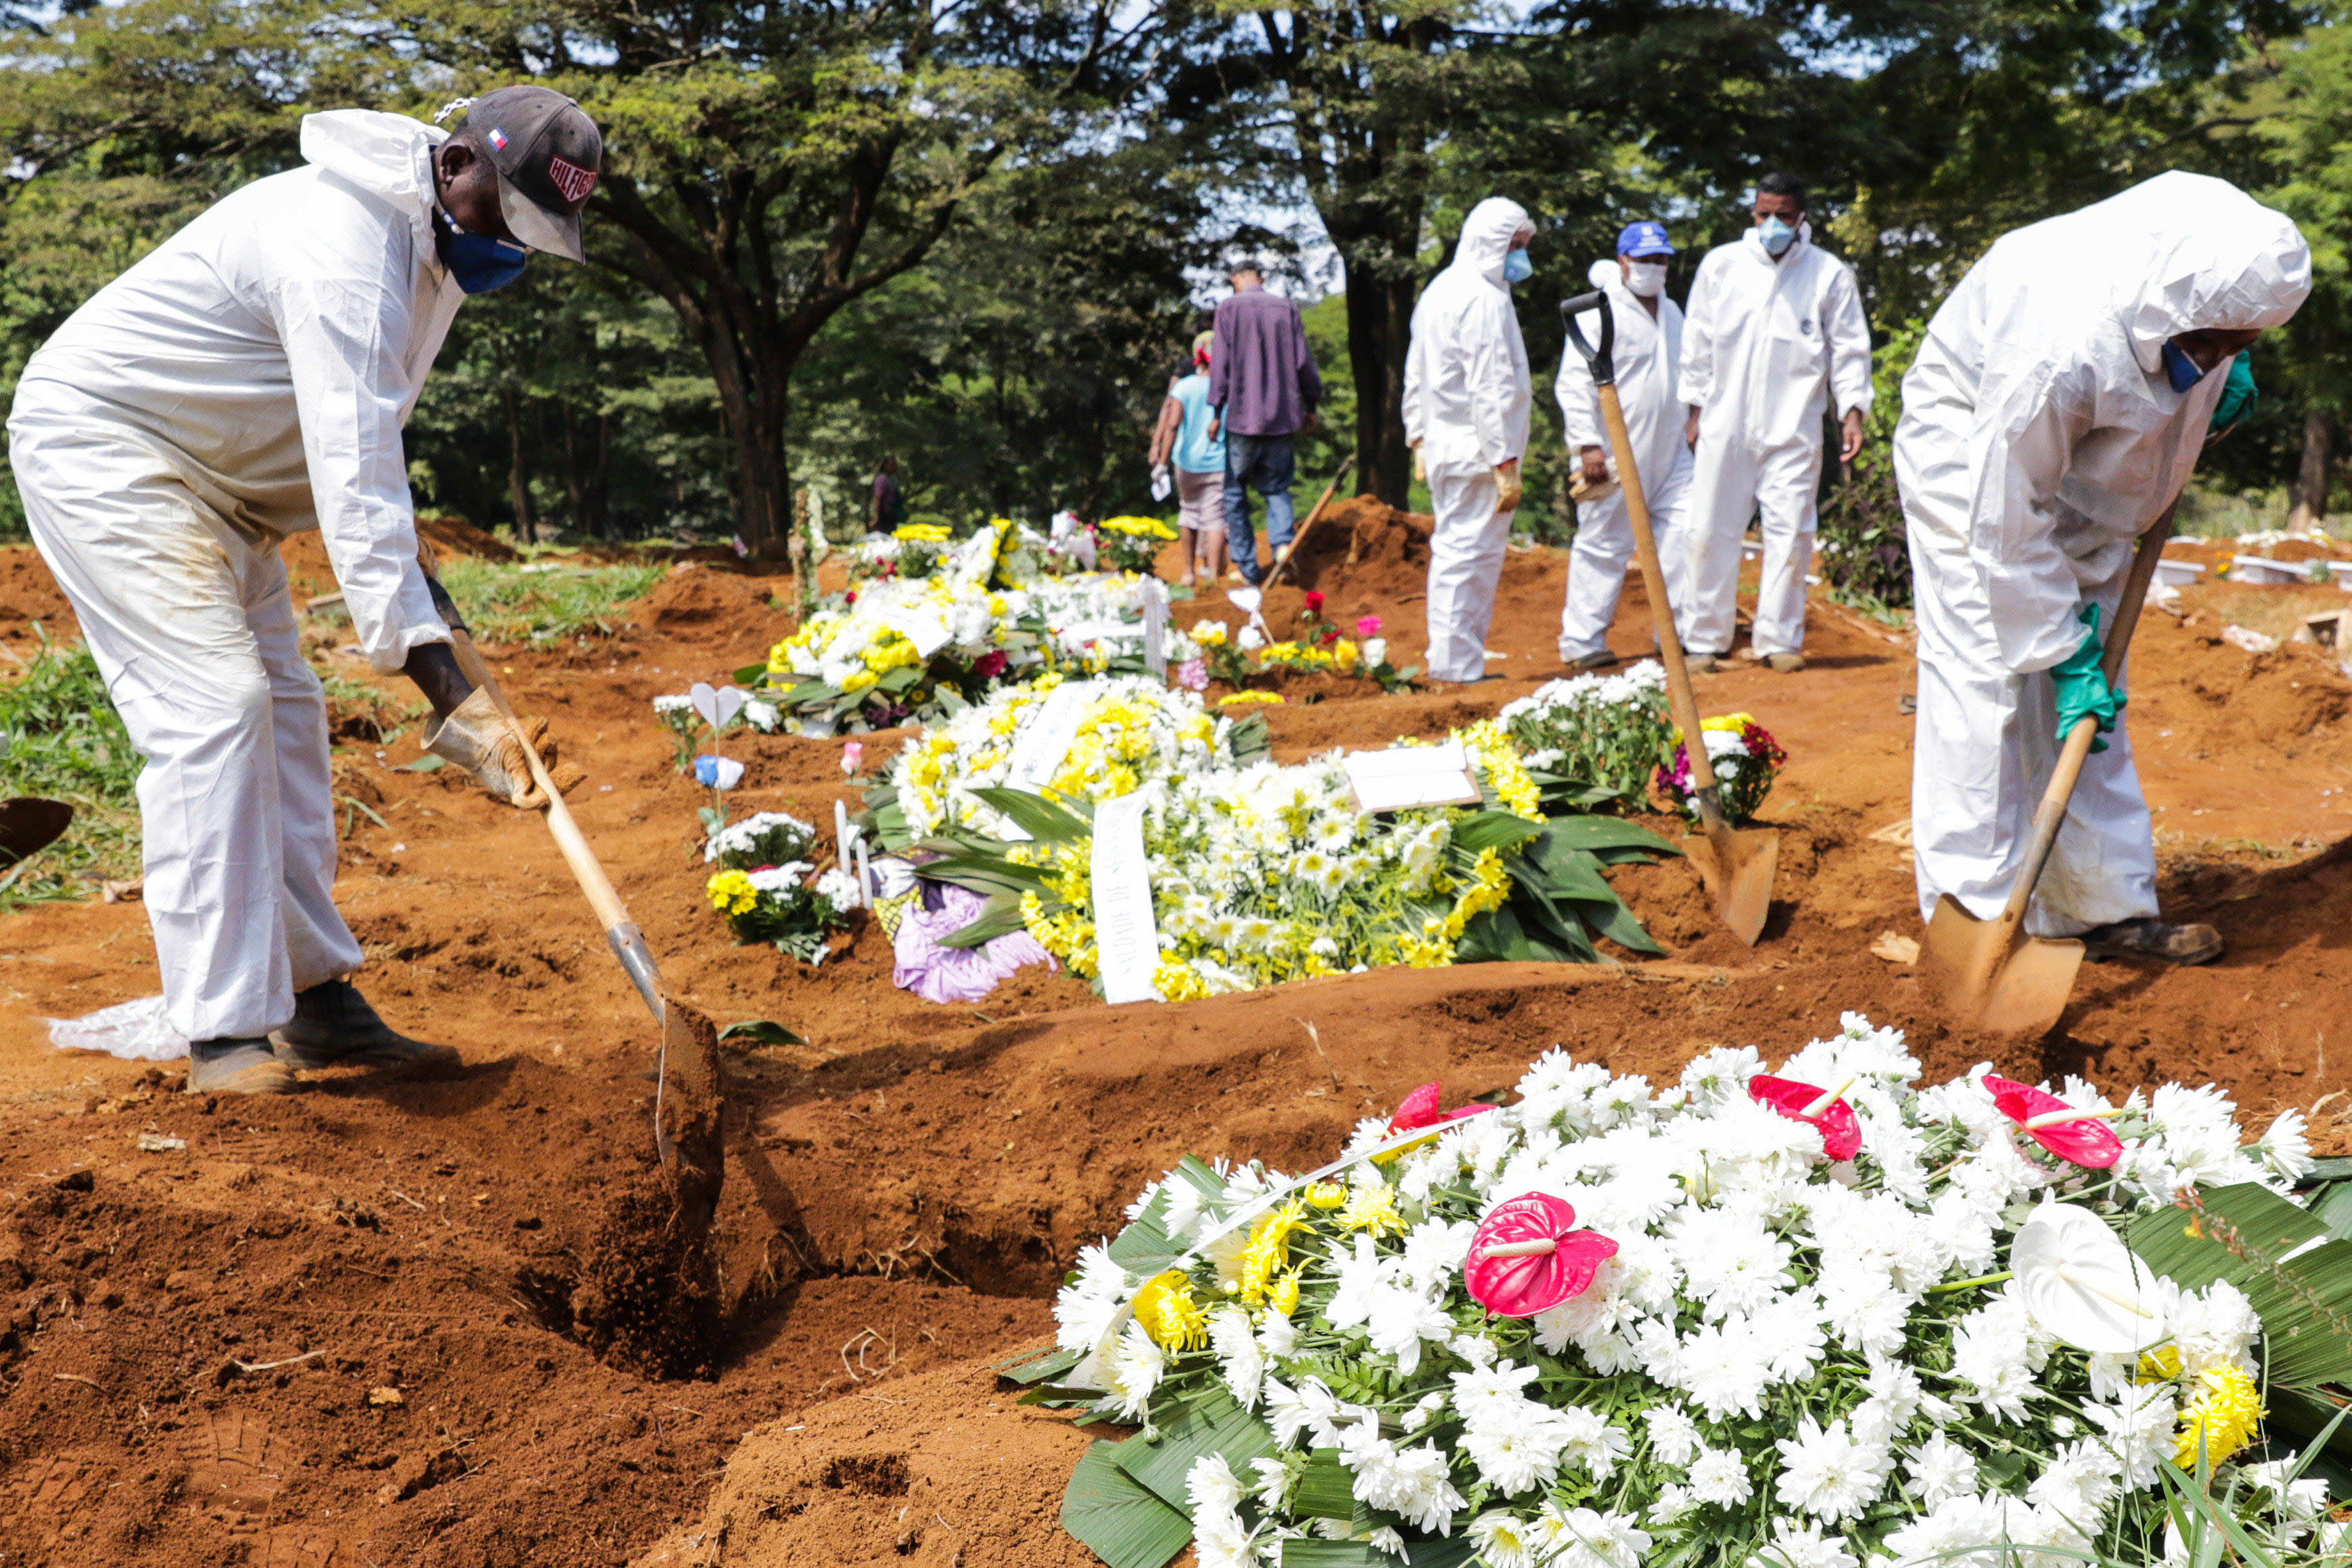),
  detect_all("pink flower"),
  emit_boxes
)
[1387,1081,1496,1136]
[1748,1073,1863,1160]
[1986,1075,2124,1169]
[1465,1193,1618,1318]
[1175,659,1208,691]
[840,741,864,776]
[1356,615,1382,637]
